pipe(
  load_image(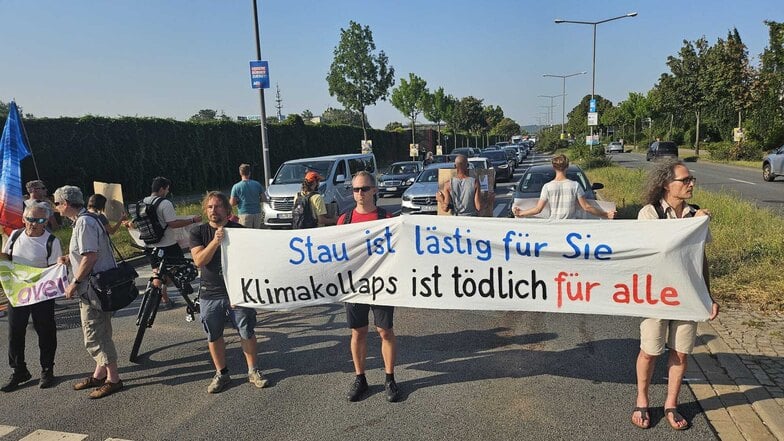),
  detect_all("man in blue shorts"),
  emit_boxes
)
[229,163,266,228]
